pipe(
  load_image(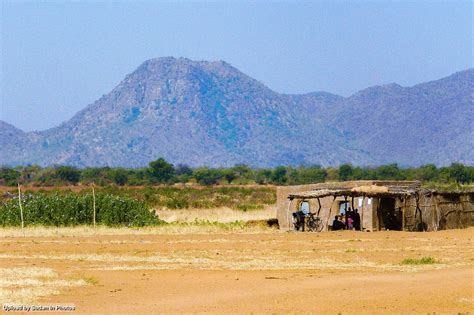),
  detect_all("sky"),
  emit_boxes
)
[1,1,472,132]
